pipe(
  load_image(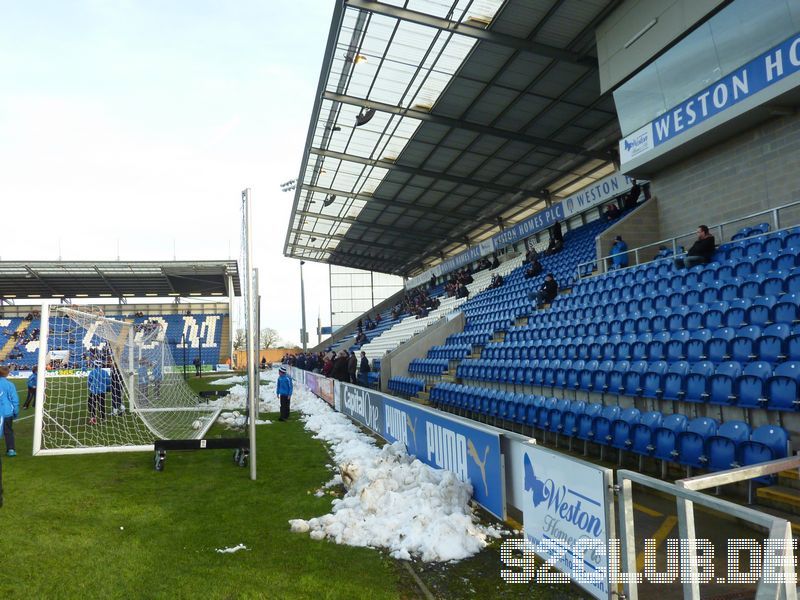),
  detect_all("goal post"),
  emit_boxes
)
[32,303,222,456]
